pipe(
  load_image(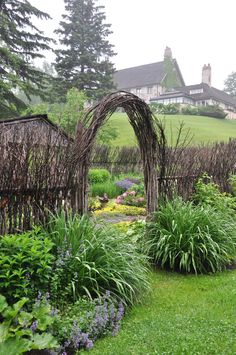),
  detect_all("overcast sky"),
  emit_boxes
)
[30,0,236,89]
